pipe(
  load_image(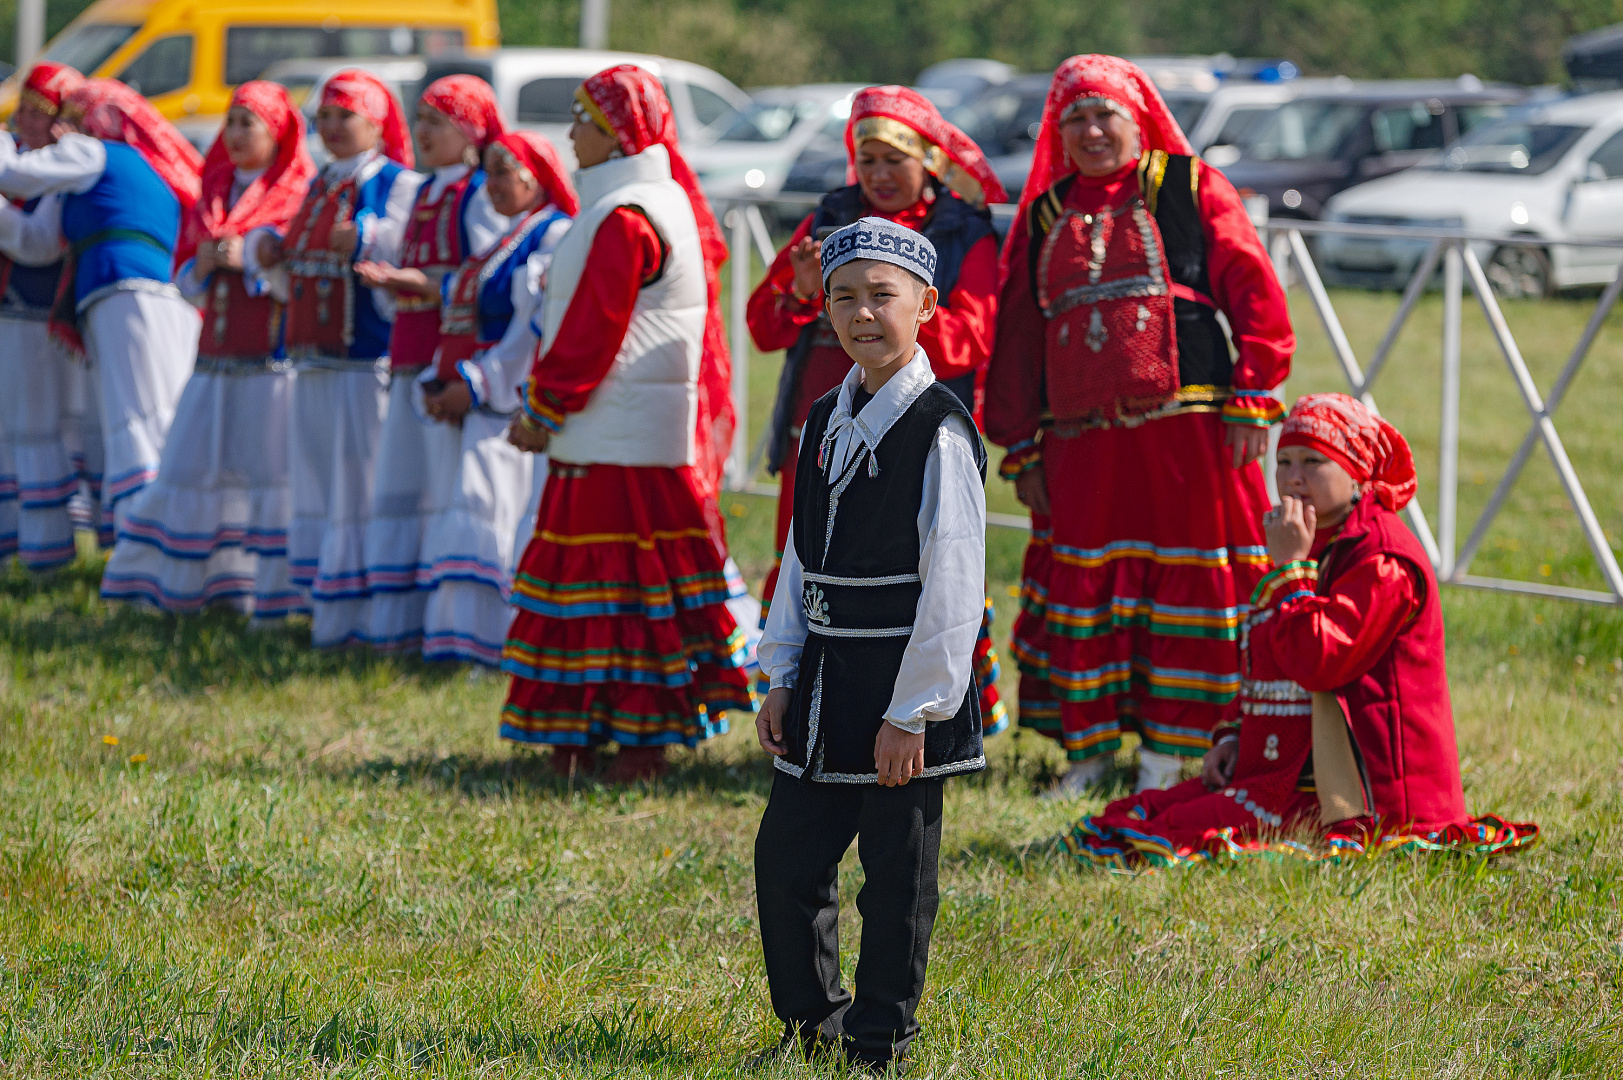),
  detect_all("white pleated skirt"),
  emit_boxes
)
[361,372,458,649]
[101,360,304,617]
[288,362,389,647]
[419,410,540,665]
[80,288,200,538]
[0,317,80,569]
